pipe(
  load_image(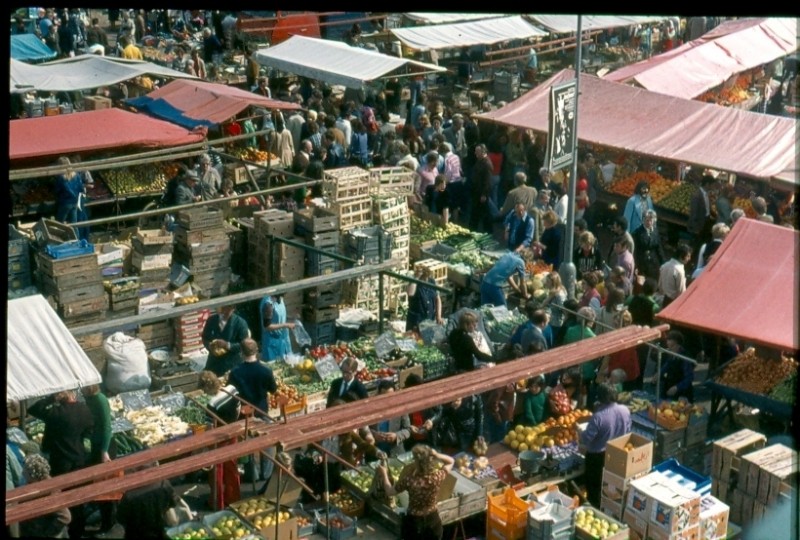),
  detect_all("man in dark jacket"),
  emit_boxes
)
[202,305,251,376]
[470,144,494,233]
